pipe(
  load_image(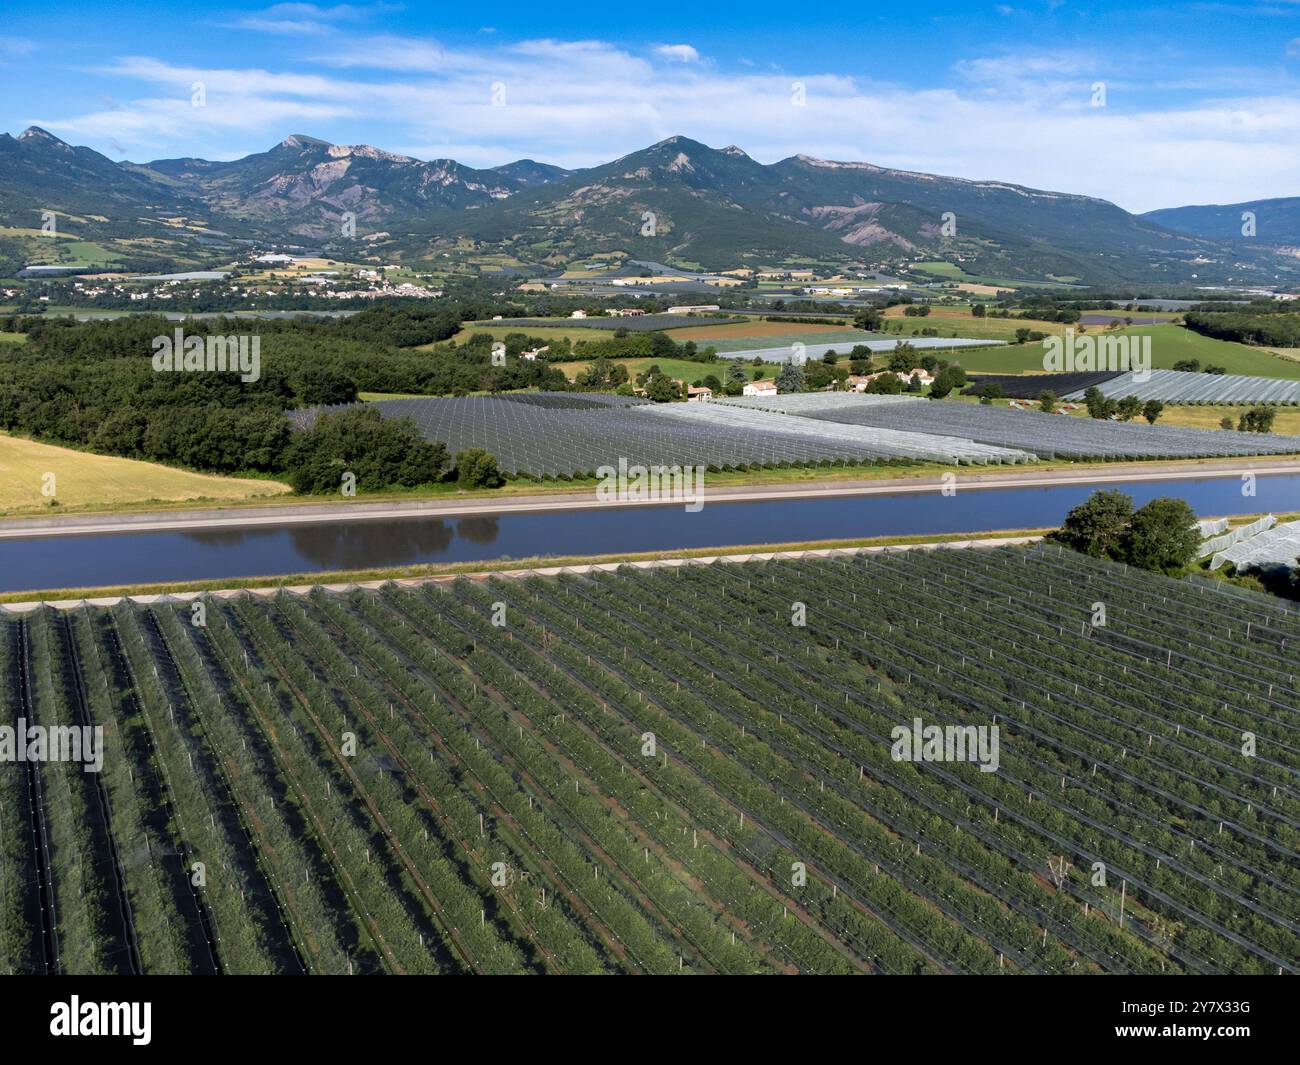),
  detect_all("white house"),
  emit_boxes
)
[570,309,588,318]
[743,379,778,397]
[687,385,713,402]
[519,346,549,361]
